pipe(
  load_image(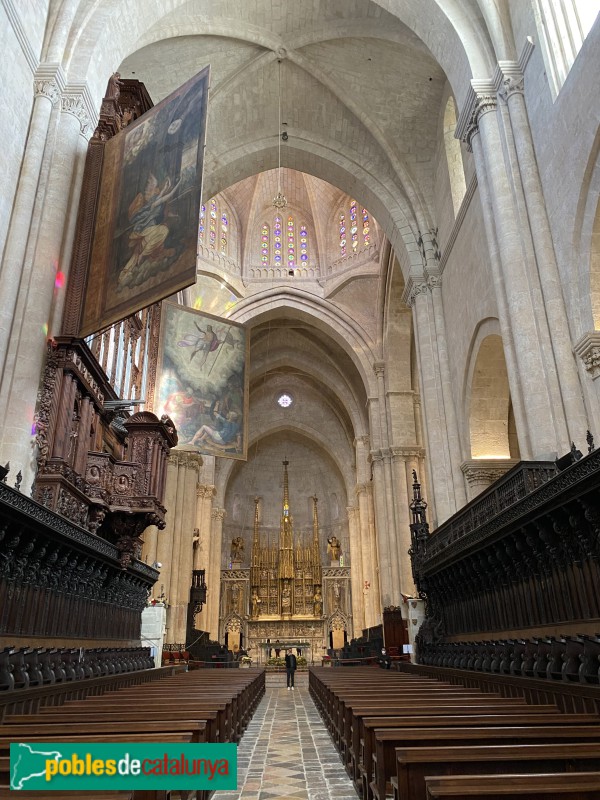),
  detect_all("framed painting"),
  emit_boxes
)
[154,302,249,460]
[80,66,210,337]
